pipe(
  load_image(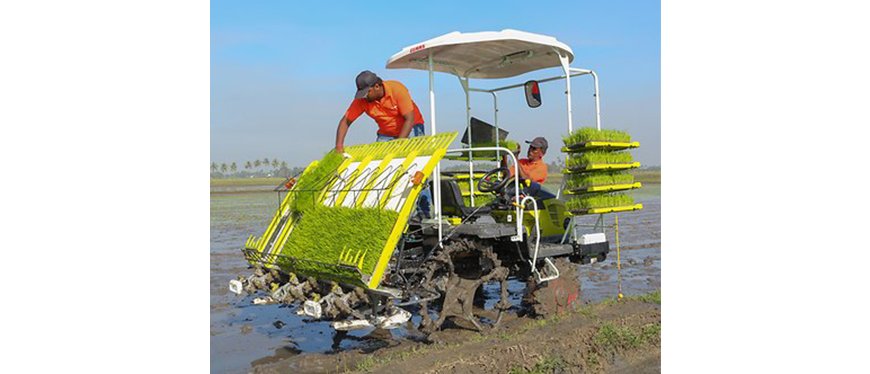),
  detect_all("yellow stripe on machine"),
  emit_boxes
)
[563,162,641,173]
[368,147,448,289]
[566,182,642,194]
[569,204,644,215]
[561,141,640,152]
